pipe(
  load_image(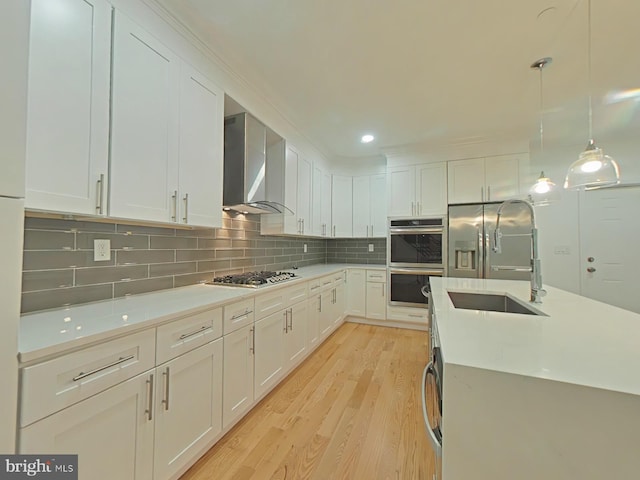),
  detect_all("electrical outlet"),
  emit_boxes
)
[368,244,374,252]
[94,239,111,261]
[303,243,308,253]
